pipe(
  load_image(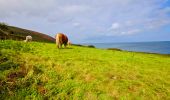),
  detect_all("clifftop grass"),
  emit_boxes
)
[0,40,170,100]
